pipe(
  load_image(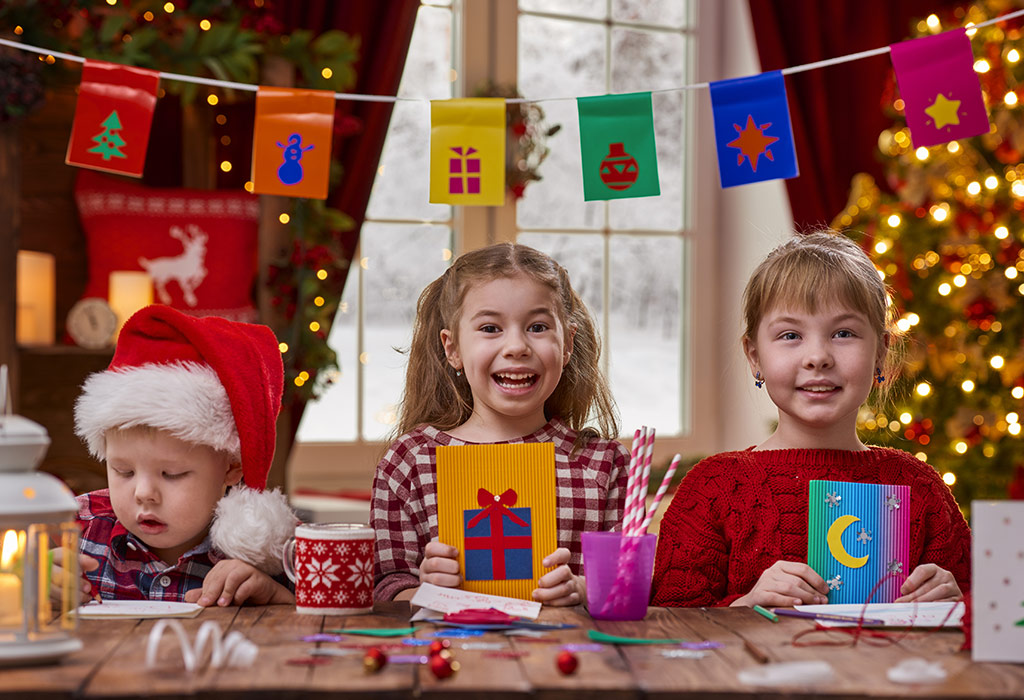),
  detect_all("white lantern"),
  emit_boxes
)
[0,366,82,665]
